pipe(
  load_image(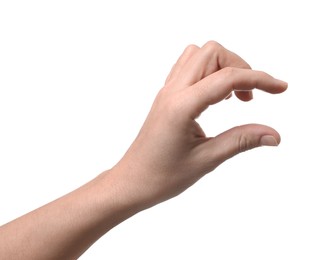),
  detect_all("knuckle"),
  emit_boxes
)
[203,40,224,52]
[220,66,236,77]
[185,44,199,53]
[235,127,257,153]
[182,44,200,58]
[238,134,251,153]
